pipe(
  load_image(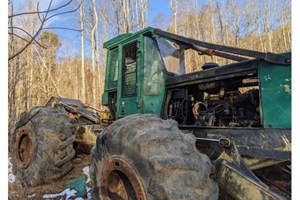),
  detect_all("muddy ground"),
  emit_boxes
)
[8,154,92,200]
[8,153,234,200]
